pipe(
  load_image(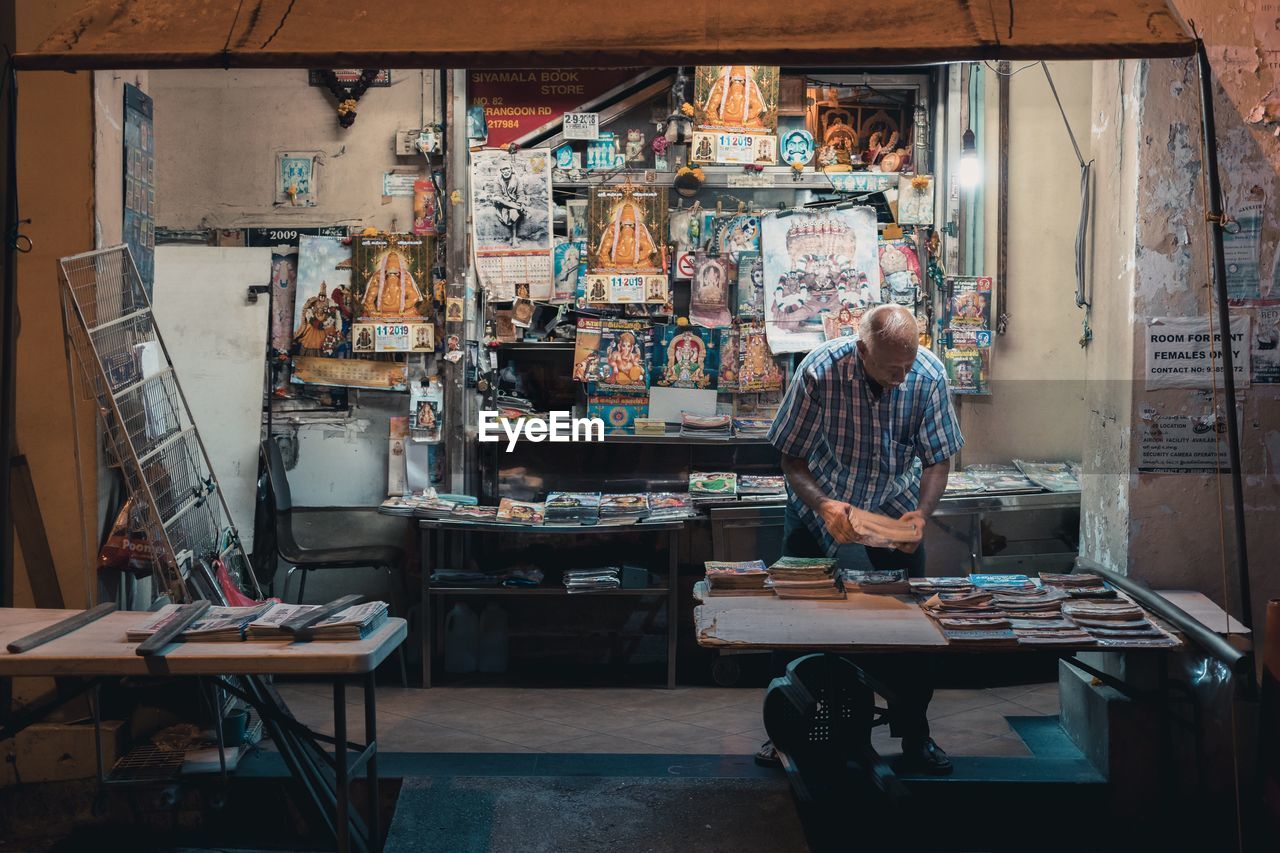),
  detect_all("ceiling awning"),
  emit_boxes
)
[15,0,1195,71]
